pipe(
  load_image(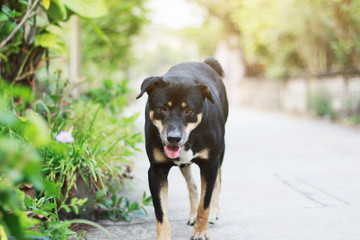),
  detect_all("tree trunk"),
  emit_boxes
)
[69,16,81,98]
